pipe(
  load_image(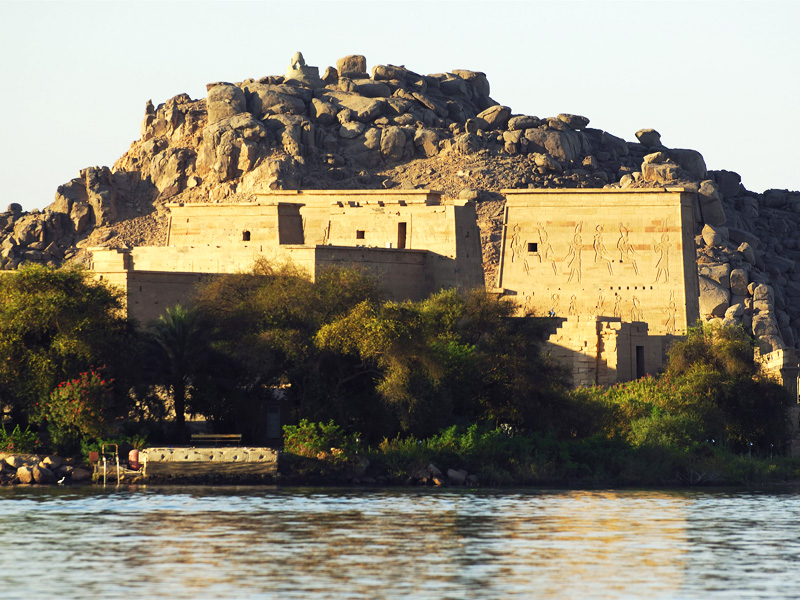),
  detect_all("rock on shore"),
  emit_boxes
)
[0,453,90,485]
